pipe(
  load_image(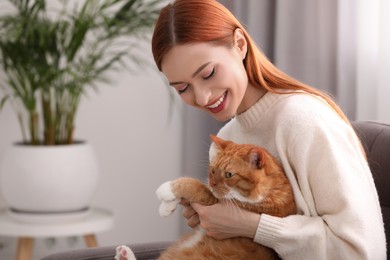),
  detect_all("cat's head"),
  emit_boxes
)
[208,135,282,203]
